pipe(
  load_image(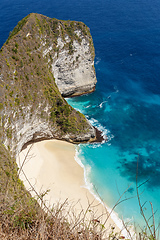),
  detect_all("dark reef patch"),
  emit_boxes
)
[117,151,160,190]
